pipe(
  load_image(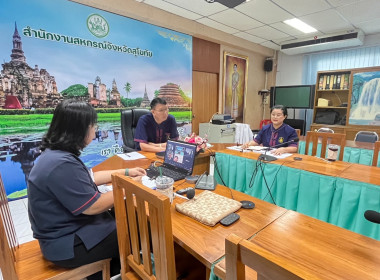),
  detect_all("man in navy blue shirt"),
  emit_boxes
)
[134,97,179,152]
